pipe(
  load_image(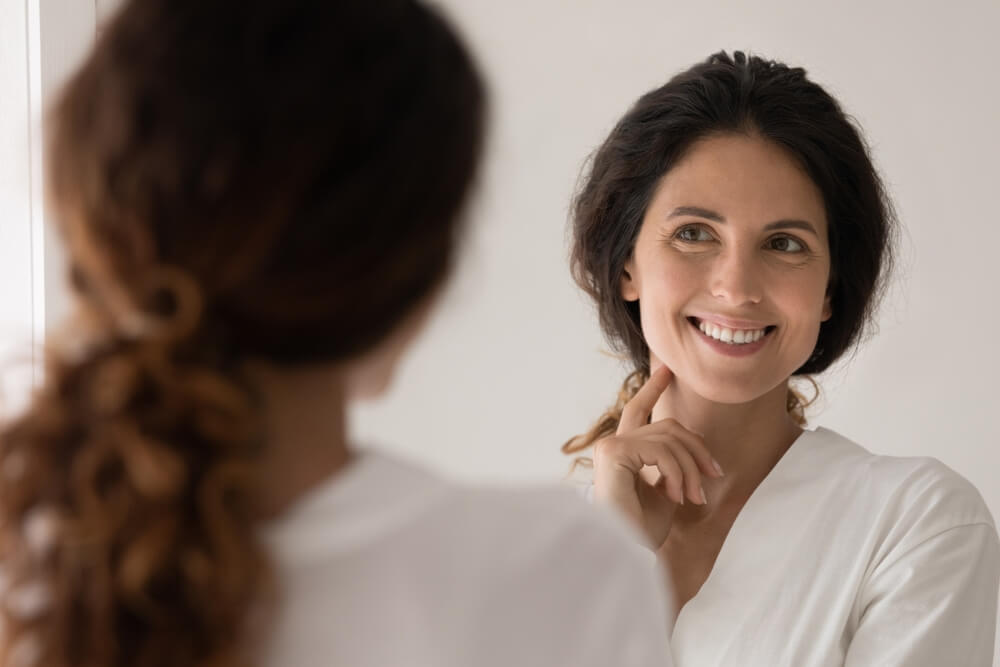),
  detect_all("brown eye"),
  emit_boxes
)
[675,226,713,242]
[768,236,804,252]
